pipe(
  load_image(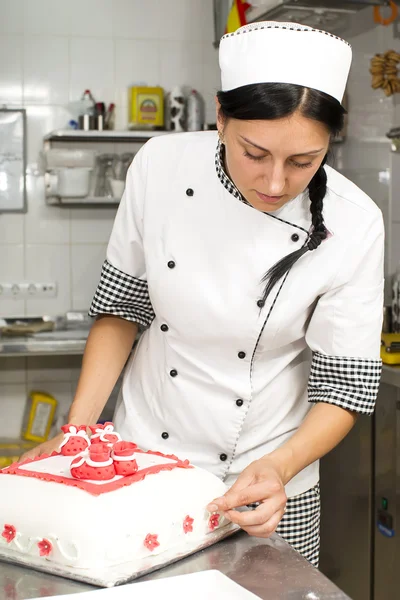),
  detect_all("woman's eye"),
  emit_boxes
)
[291,160,313,169]
[244,151,265,162]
